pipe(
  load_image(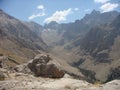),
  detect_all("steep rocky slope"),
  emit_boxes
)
[0,9,48,65]
[72,15,120,82]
